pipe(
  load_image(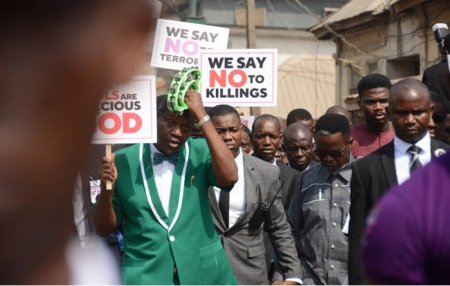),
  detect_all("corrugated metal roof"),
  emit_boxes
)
[259,55,336,119]
[311,0,392,30]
